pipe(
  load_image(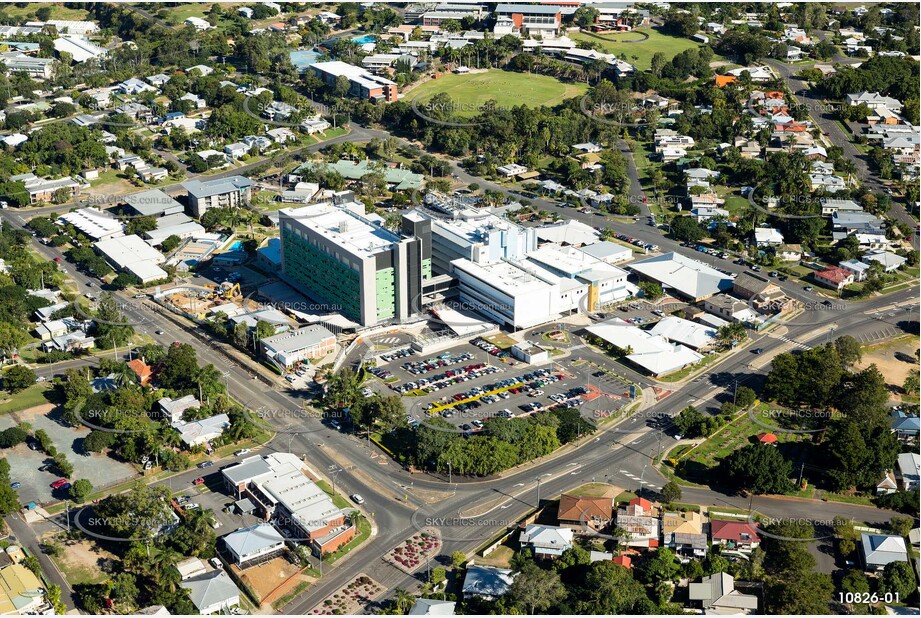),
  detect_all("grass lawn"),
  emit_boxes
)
[322,515,371,565]
[402,70,588,117]
[483,333,518,349]
[0,383,56,415]
[568,482,619,498]
[1,3,89,20]
[570,28,704,71]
